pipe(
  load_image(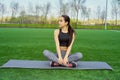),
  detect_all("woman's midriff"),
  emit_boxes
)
[60,46,68,51]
